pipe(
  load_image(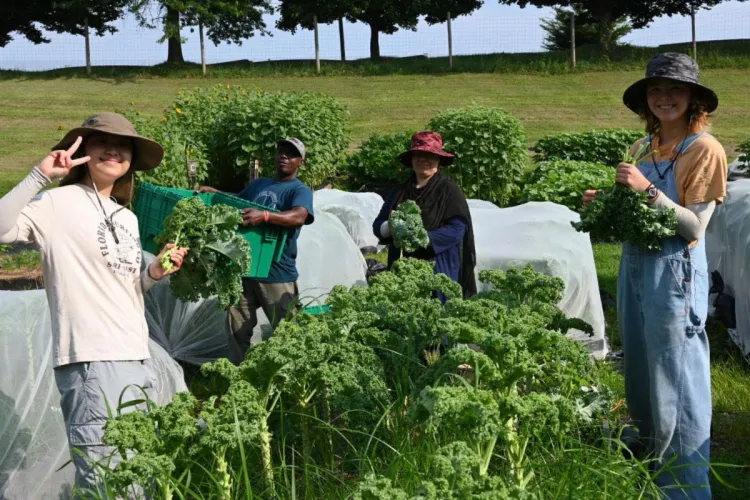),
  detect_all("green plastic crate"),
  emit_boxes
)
[211,191,290,278]
[132,183,212,255]
[133,182,289,279]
